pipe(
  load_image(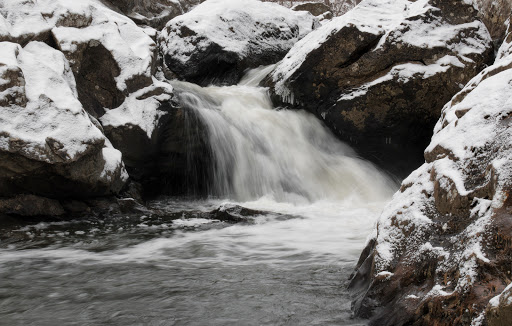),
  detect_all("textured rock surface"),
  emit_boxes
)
[101,81,211,196]
[291,2,331,17]
[472,0,512,44]
[159,0,319,86]
[0,41,127,198]
[350,29,512,326]
[267,0,493,177]
[0,0,157,118]
[102,0,203,30]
